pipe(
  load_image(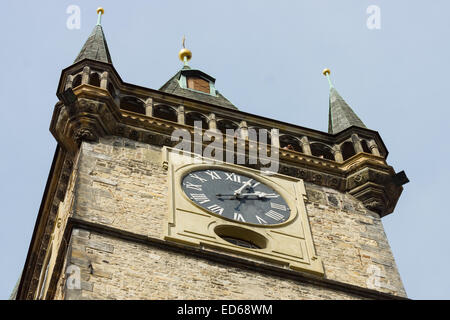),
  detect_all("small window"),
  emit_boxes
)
[217,120,239,135]
[89,73,100,87]
[120,96,145,114]
[72,74,82,88]
[311,143,334,161]
[280,135,302,153]
[154,105,178,122]
[341,141,356,161]
[248,127,271,145]
[361,140,371,154]
[185,112,208,129]
[220,236,262,249]
[187,76,210,94]
[214,225,267,250]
